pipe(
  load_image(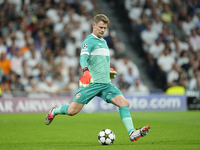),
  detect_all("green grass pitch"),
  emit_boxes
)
[0,111,200,150]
